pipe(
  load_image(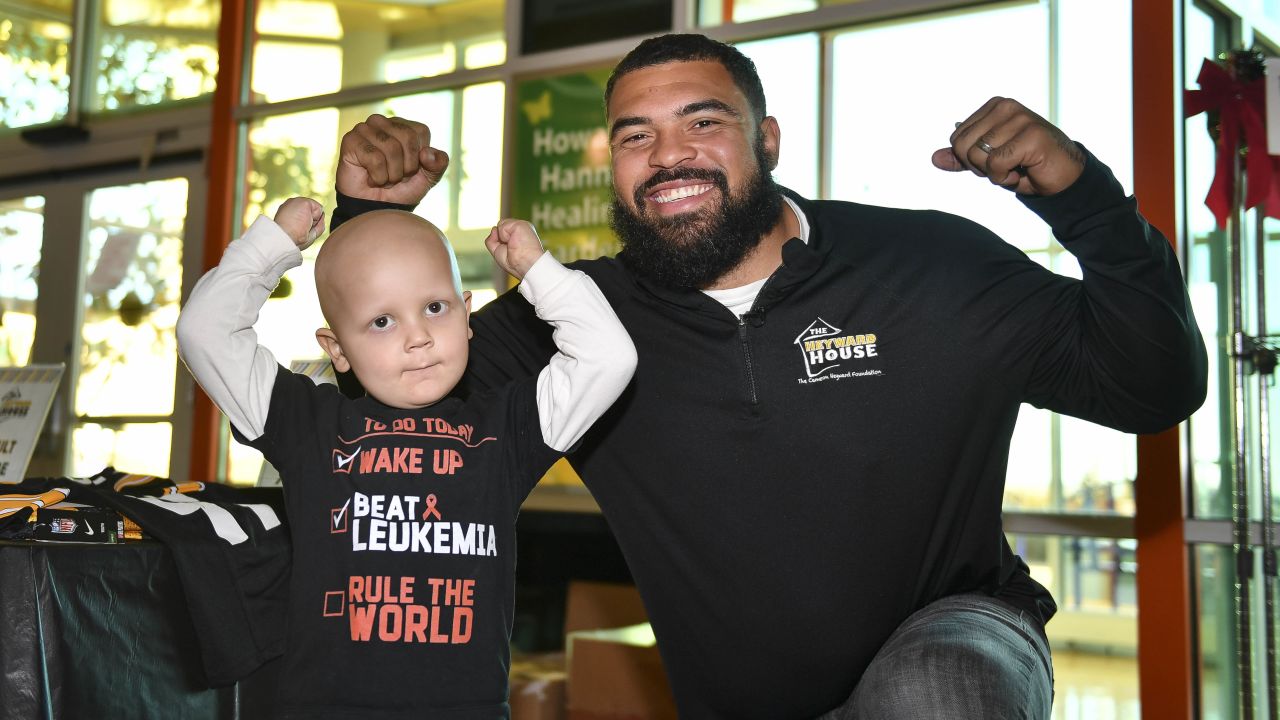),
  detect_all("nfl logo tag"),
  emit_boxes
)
[50,518,77,534]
